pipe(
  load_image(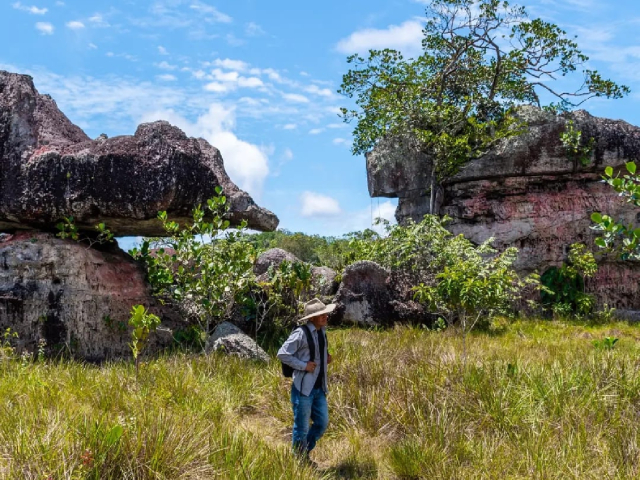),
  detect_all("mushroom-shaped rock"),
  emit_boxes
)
[0,71,278,236]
